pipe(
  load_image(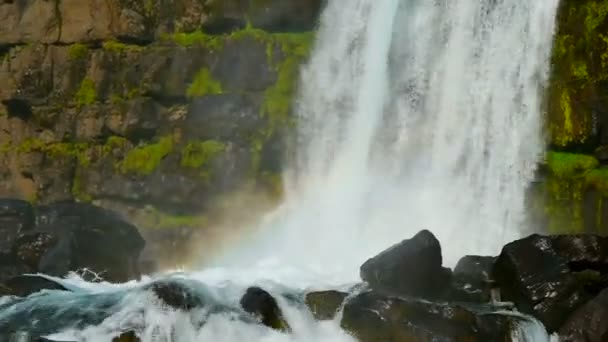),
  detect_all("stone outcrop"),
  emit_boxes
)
[493,233,608,332]
[0,199,145,286]
[360,229,451,300]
